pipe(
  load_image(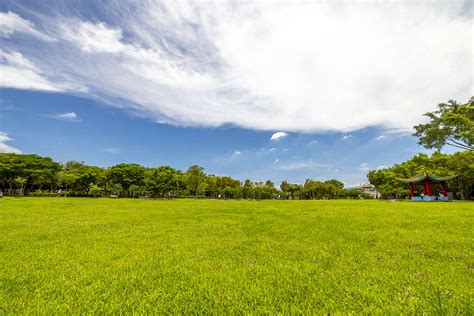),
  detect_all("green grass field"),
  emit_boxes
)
[0,198,472,314]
